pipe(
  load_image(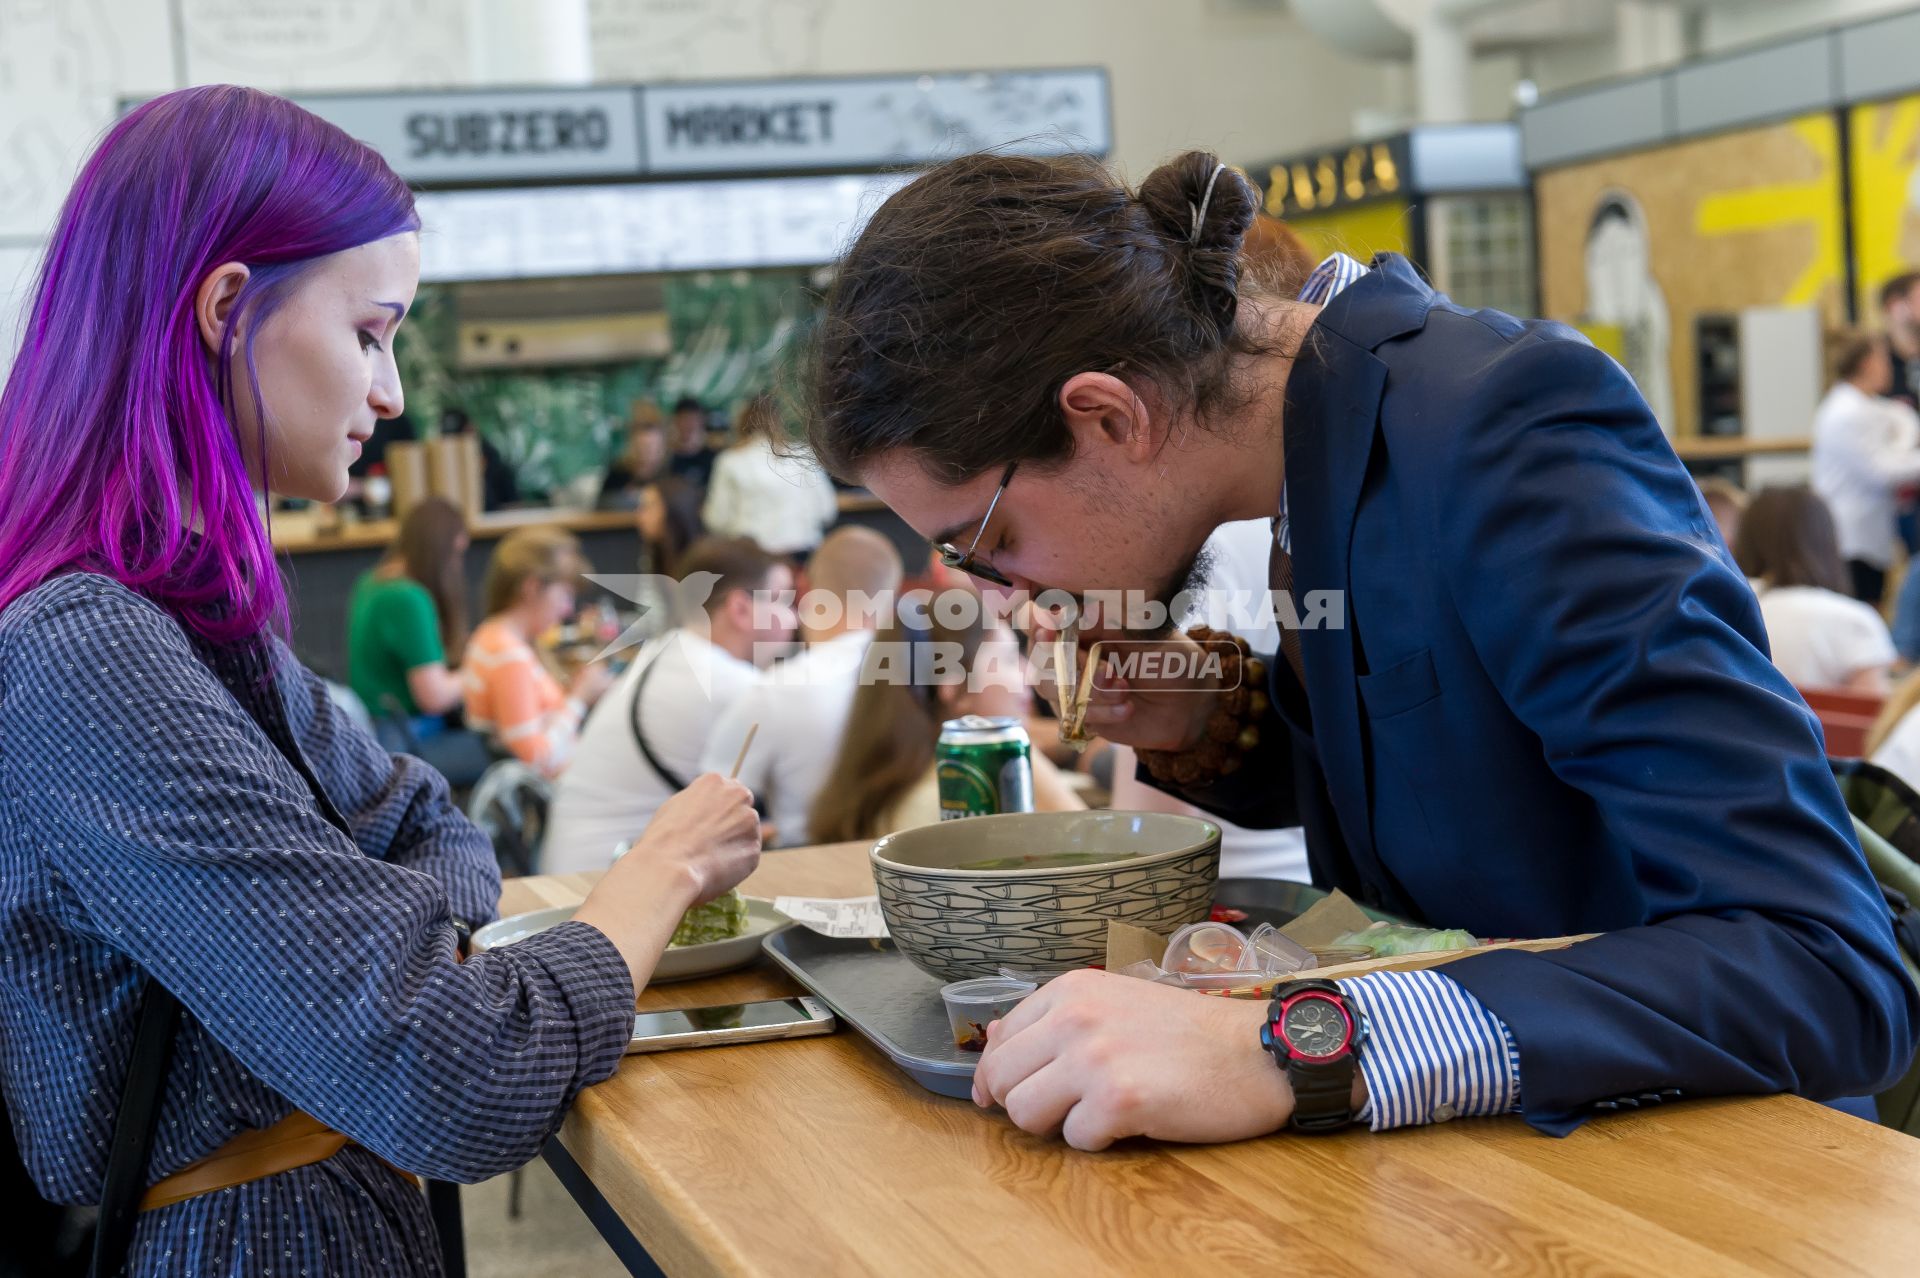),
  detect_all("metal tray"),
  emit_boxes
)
[761,878,1319,1099]
[762,928,978,1097]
